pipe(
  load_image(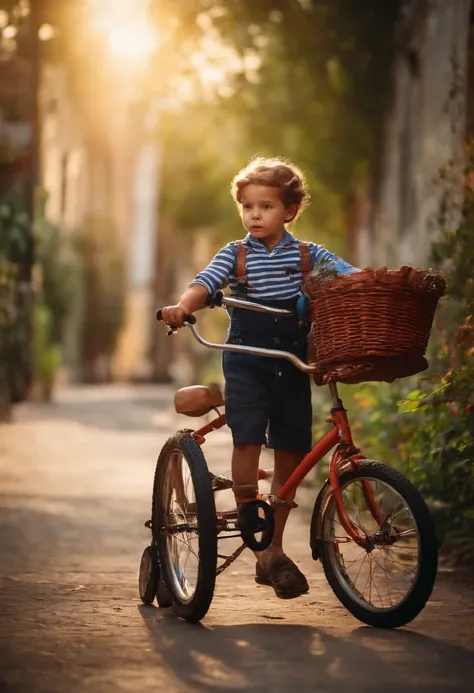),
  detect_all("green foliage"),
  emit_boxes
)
[402,392,474,560]
[160,102,240,237]
[156,0,398,252]
[31,303,61,393]
[0,200,30,266]
[26,194,80,396]
[34,196,78,345]
[74,216,126,380]
[214,0,397,196]
[0,193,32,405]
[346,373,474,560]
[344,147,474,563]
[399,204,474,559]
